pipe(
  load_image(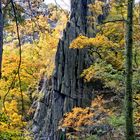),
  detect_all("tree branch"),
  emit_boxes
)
[3,0,25,115]
[98,19,127,26]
